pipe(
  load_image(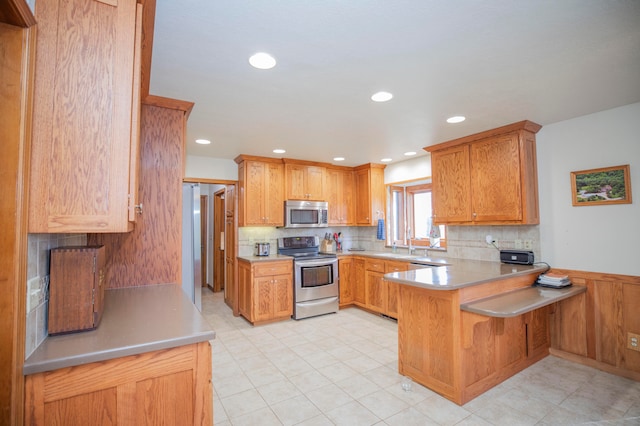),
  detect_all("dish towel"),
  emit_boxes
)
[376,218,385,240]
